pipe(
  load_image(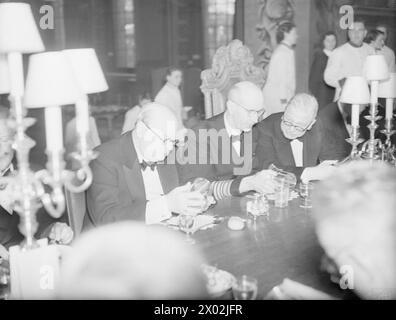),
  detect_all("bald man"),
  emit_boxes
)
[177,81,275,200]
[84,103,207,228]
[256,93,340,183]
